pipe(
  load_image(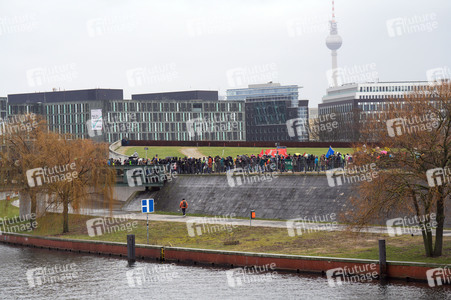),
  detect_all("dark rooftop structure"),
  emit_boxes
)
[7,88,123,104]
[132,90,218,101]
